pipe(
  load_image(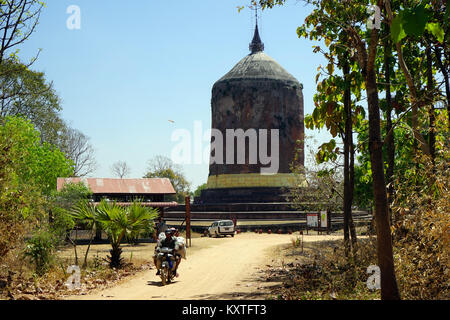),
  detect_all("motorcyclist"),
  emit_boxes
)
[154,228,179,276]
